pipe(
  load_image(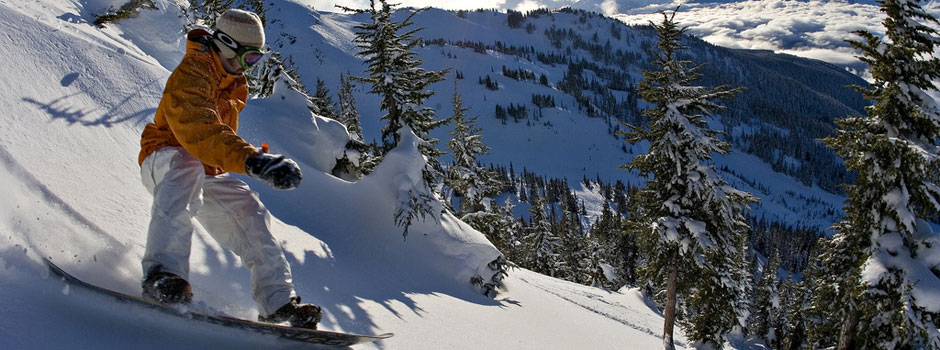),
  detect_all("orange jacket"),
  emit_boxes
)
[139,29,259,176]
